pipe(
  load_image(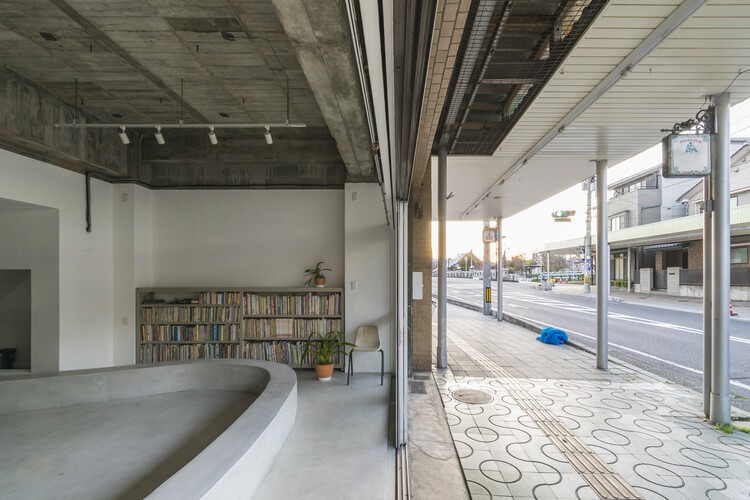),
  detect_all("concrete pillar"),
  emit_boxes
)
[711,92,731,424]
[496,217,503,322]
[596,159,609,370]
[627,247,632,292]
[703,175,713,418]
[437,148,448,369]
[410,167,432,371]
[640,268,653,292]
[667,266,681,296]
[483,221,491,316]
